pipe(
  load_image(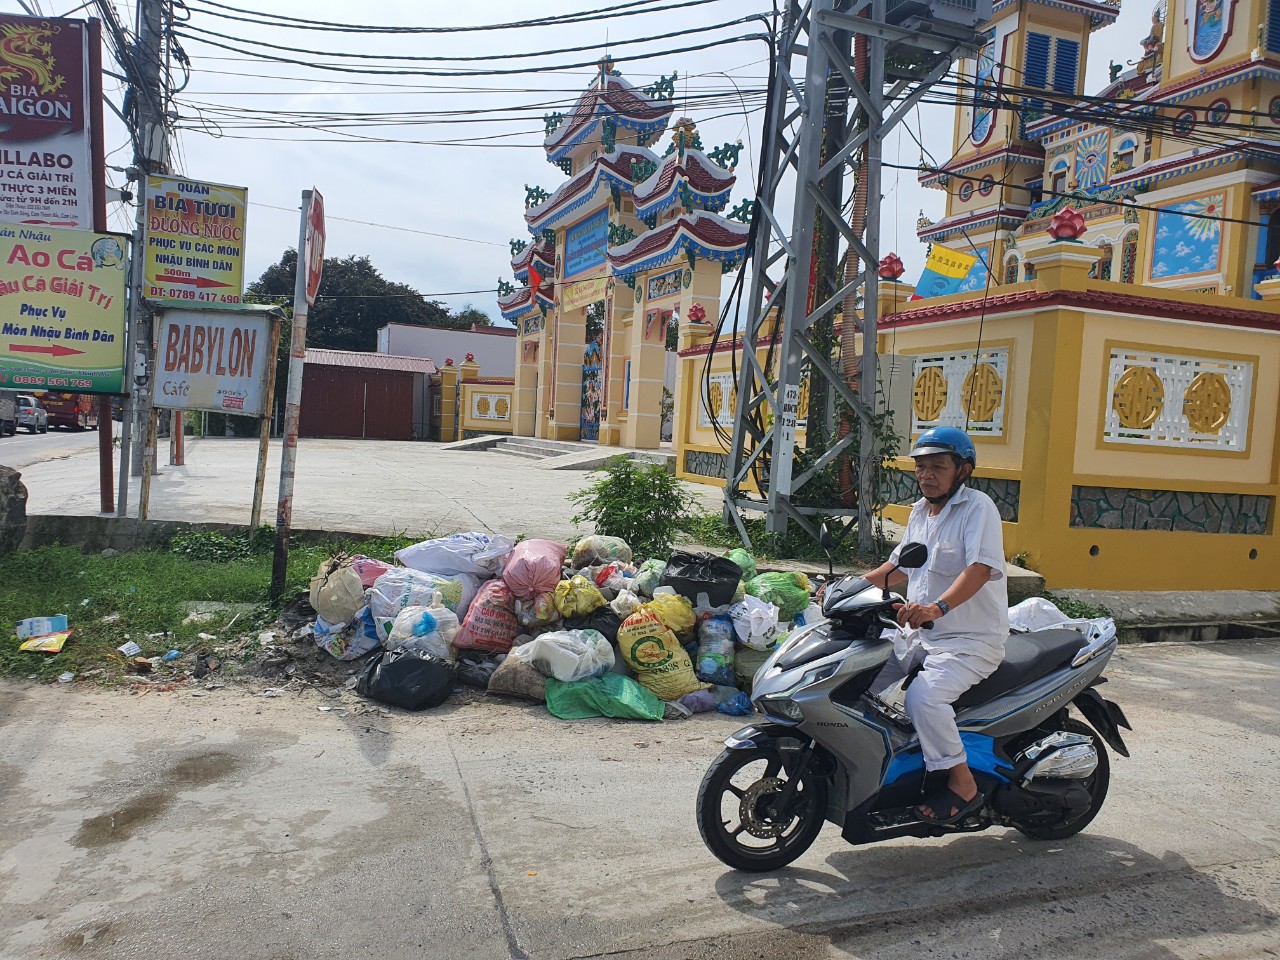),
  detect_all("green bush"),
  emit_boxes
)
[569,456,695,559]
